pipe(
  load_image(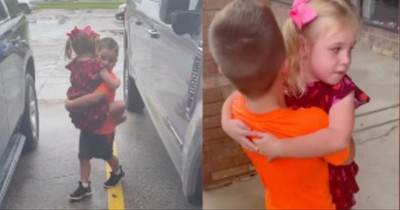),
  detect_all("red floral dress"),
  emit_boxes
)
[66,58,110,131]
[285,75,370,210]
